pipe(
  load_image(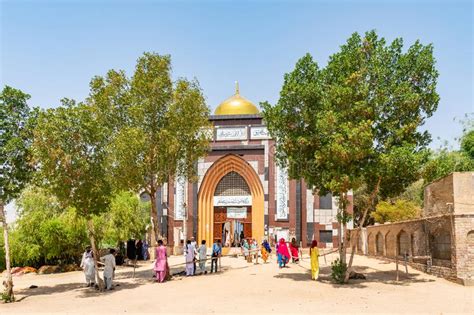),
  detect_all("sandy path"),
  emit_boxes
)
[2,253,473,314]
